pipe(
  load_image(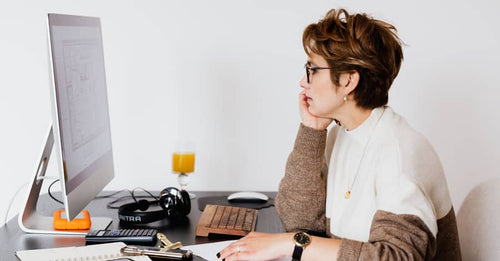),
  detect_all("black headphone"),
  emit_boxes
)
[118,187,191,224]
